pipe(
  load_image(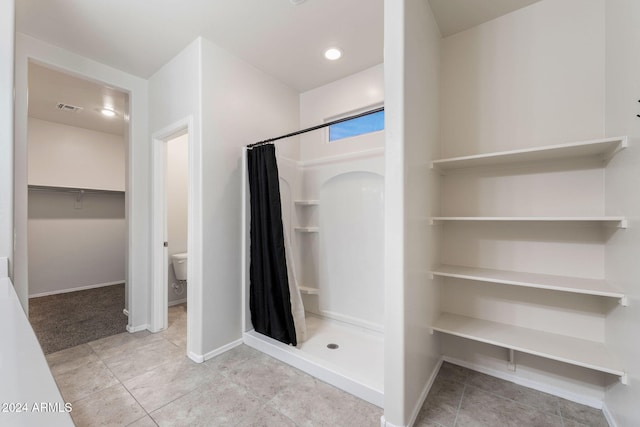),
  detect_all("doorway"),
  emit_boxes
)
[26,61,129,353]
[151,117,200,360]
